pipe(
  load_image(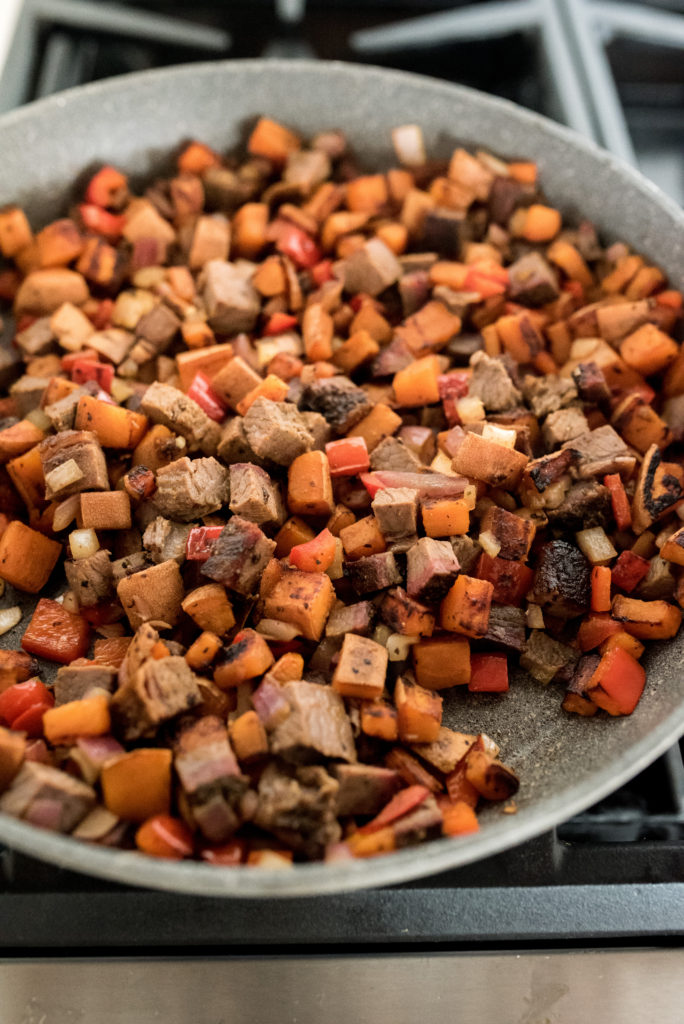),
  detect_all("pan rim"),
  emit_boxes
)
[1,57,683,896]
